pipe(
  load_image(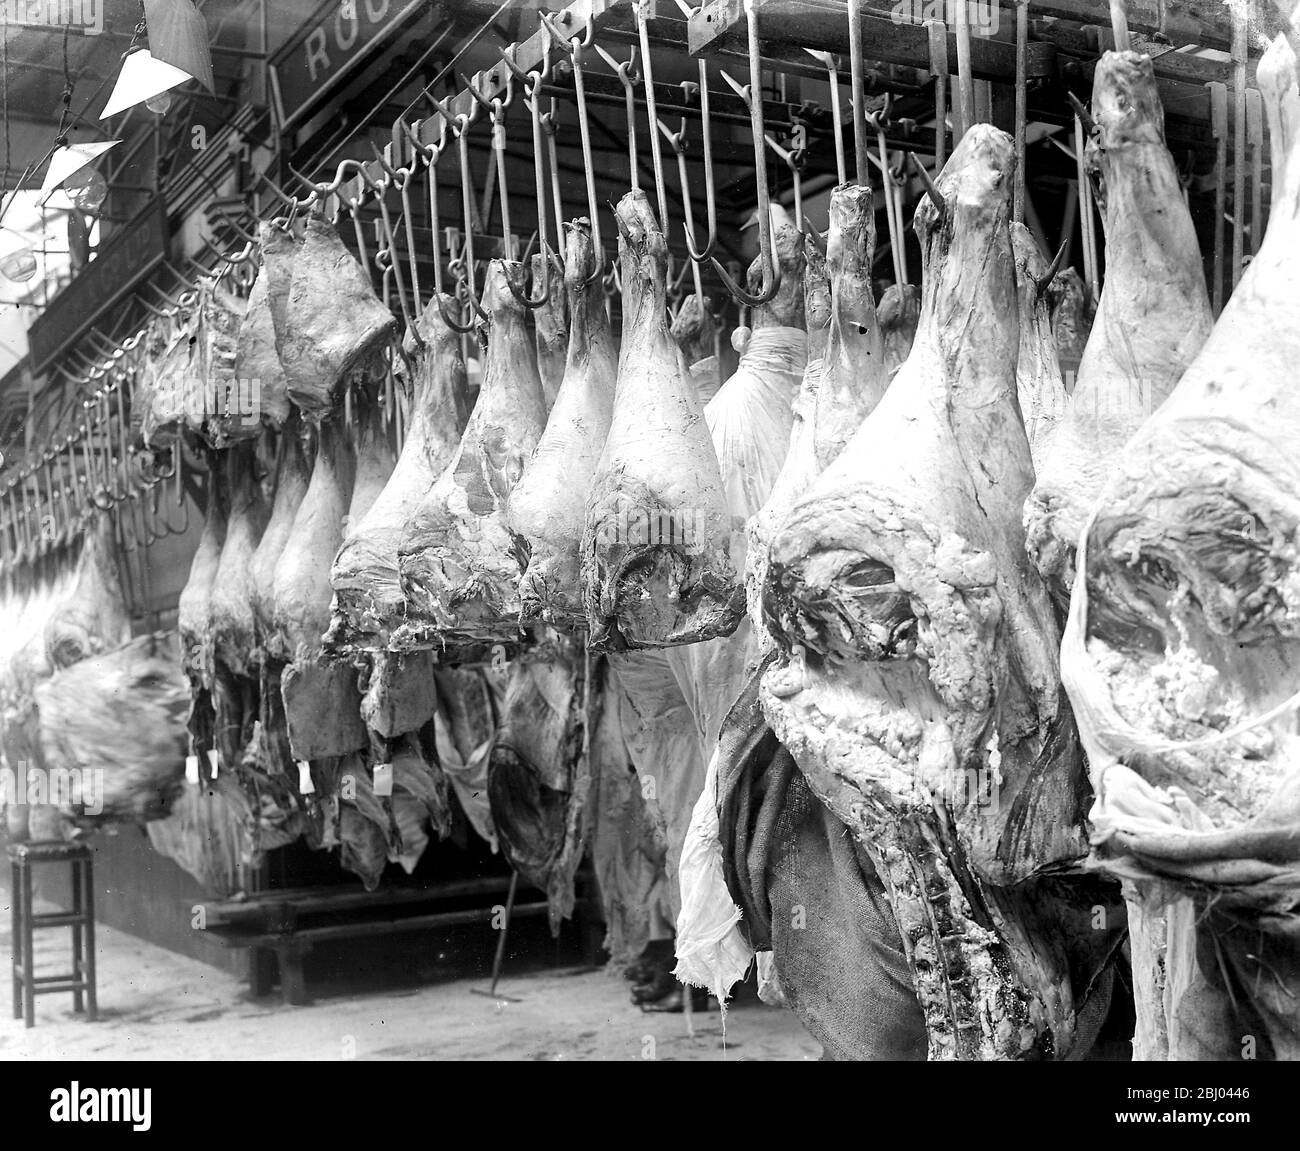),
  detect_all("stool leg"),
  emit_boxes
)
[82,860,96,1022]
[71,856,84,1014]
[21,861,35,1028]
[11,861,21,1021]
